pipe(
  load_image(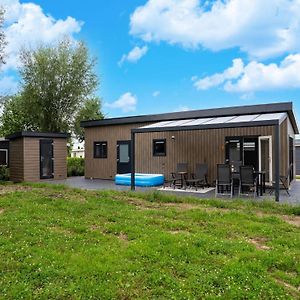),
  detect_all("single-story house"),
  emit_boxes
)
[81,102,299,201]
[5,131,68,182]
[296,139,300,175]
